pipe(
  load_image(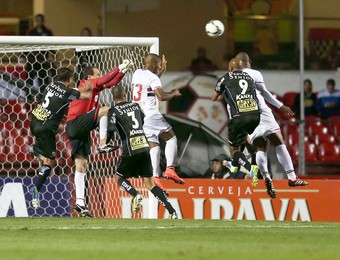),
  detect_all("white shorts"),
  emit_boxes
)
[143,114,172,144]
[249,110,281,143]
